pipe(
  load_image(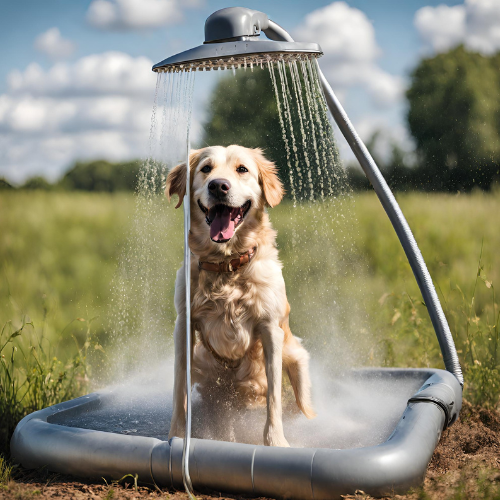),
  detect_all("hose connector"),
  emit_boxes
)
[204,7,269,43]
